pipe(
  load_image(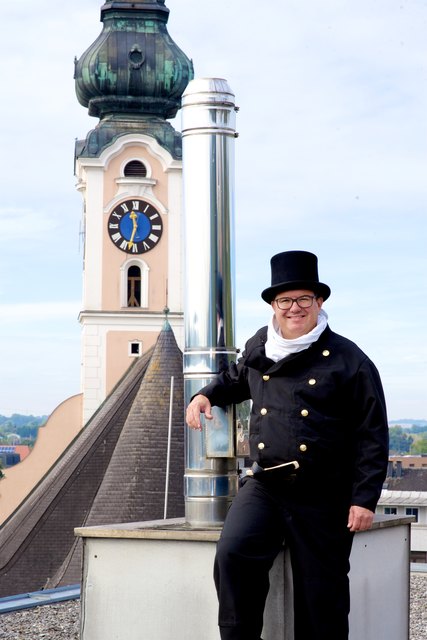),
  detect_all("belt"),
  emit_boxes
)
[246,460,299,478]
